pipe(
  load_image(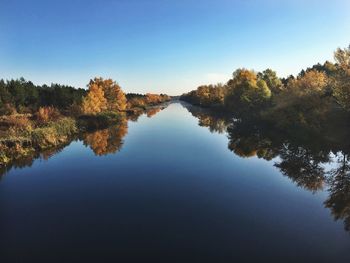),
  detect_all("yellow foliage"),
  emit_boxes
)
[81,77,127,114]
[81,79,108,114]
[37,106,61,124]
[287,70,328,93]
[83,117,128,156]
